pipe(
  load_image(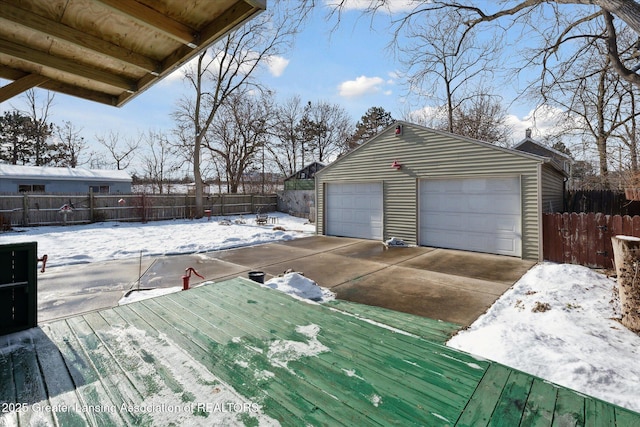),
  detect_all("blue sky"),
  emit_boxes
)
[1,2,551,170]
